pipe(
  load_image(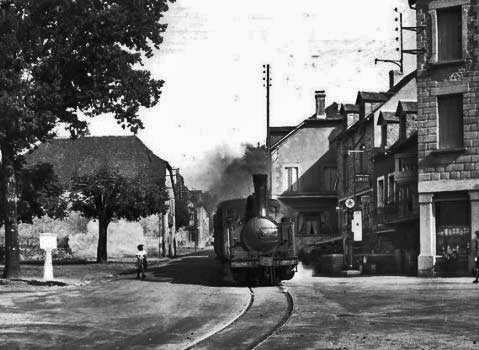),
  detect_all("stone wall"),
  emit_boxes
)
[0,213,161,261]
[416,0,479,187]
